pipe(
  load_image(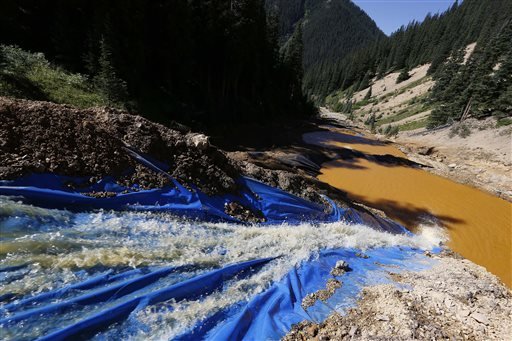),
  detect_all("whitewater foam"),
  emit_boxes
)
[0,197,447,339]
